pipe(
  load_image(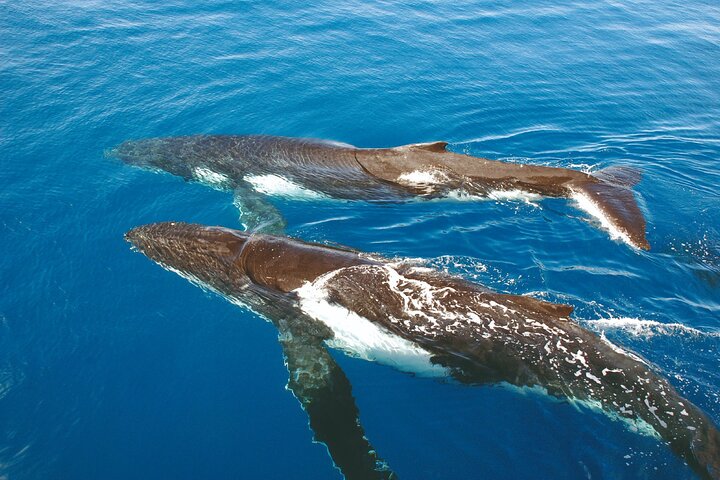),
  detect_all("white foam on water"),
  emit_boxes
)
[433,188,542,205]
[395,169,451,194]
[571,190,637,249]
[244,174,328,200]
[441,189,480,201]
[487,189,542,205]
[295,272,449,377]
[587,317,719,338]
[297,216,354,227]
[193,167,231,188]
[386,168,545,205]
